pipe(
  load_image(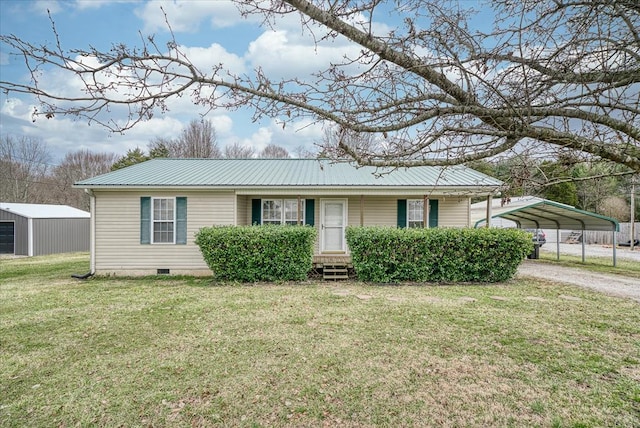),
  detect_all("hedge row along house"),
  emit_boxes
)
[75,158,503,276]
